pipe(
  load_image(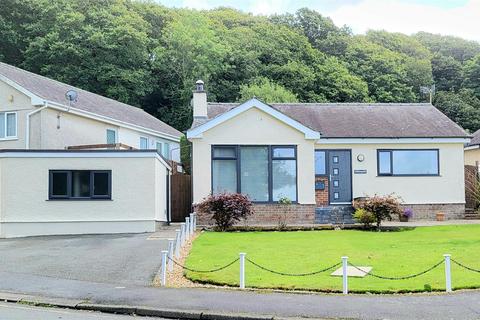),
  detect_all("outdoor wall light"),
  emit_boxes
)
[357,154,365,162]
